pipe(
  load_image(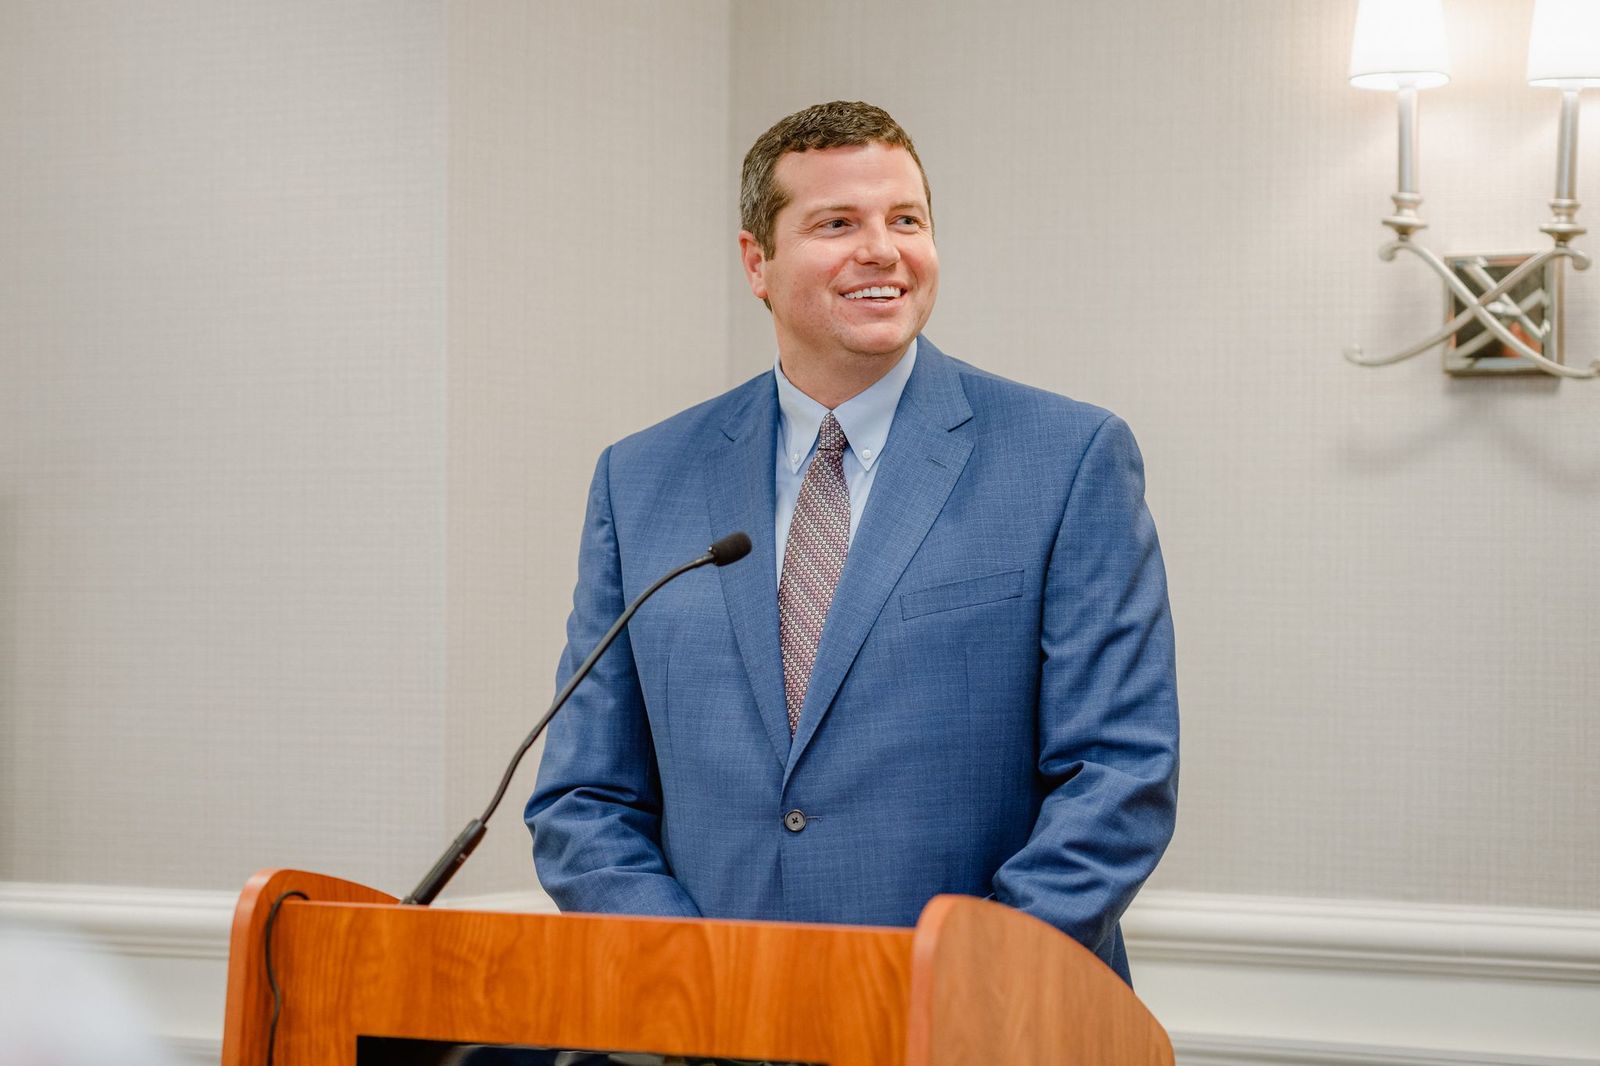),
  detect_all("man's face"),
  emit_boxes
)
[740,143,938,390]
